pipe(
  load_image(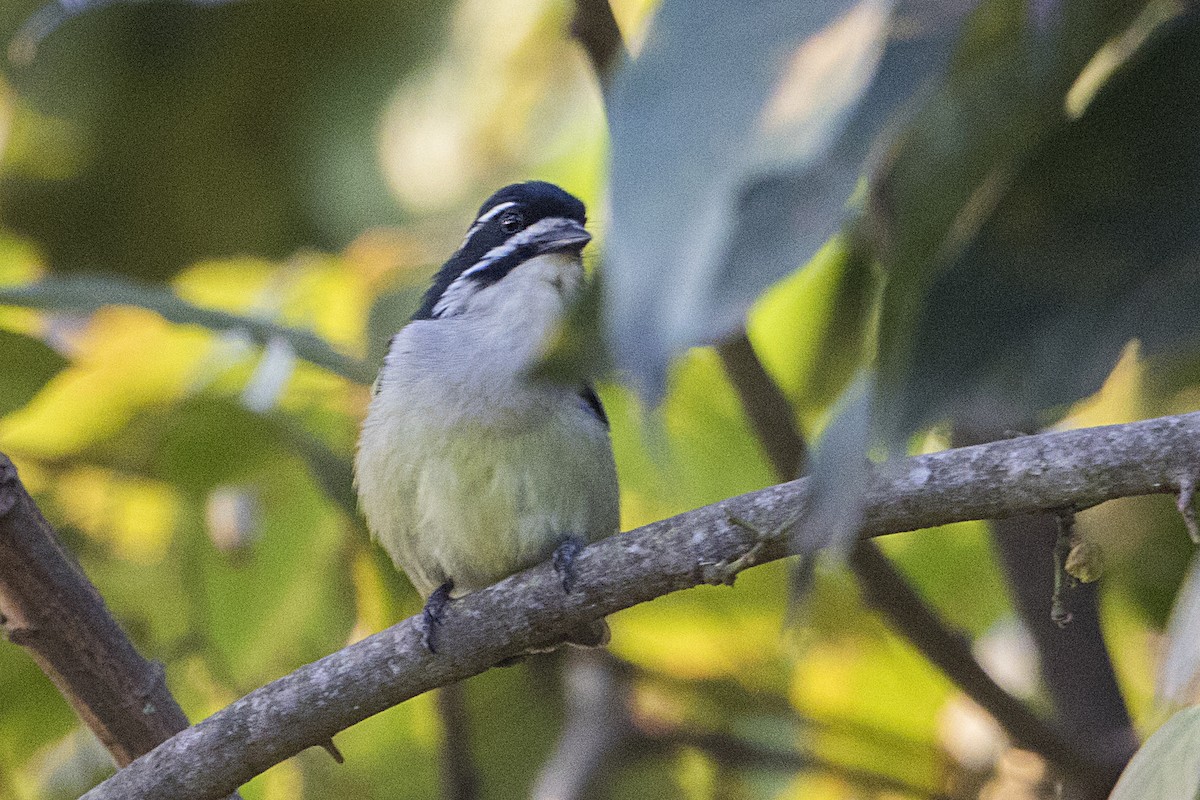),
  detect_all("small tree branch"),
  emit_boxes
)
[635,729,956,800]
[435,683,481,800]
[569,0,628,98]
[0,454,192,764]
[78,411,1200,800]
[715,333,809,477]
[847,541,1125,794]
[532,651,630,800]
[991,514,1137,774]
[715,333,1101,787]
[954,425,1138,790]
